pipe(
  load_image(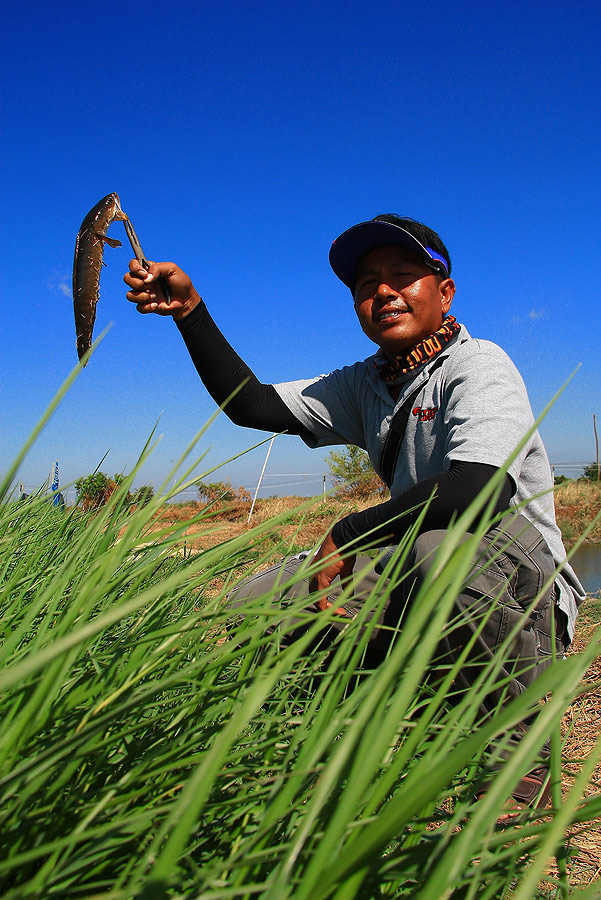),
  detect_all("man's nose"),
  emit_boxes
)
[375,281,397,298]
